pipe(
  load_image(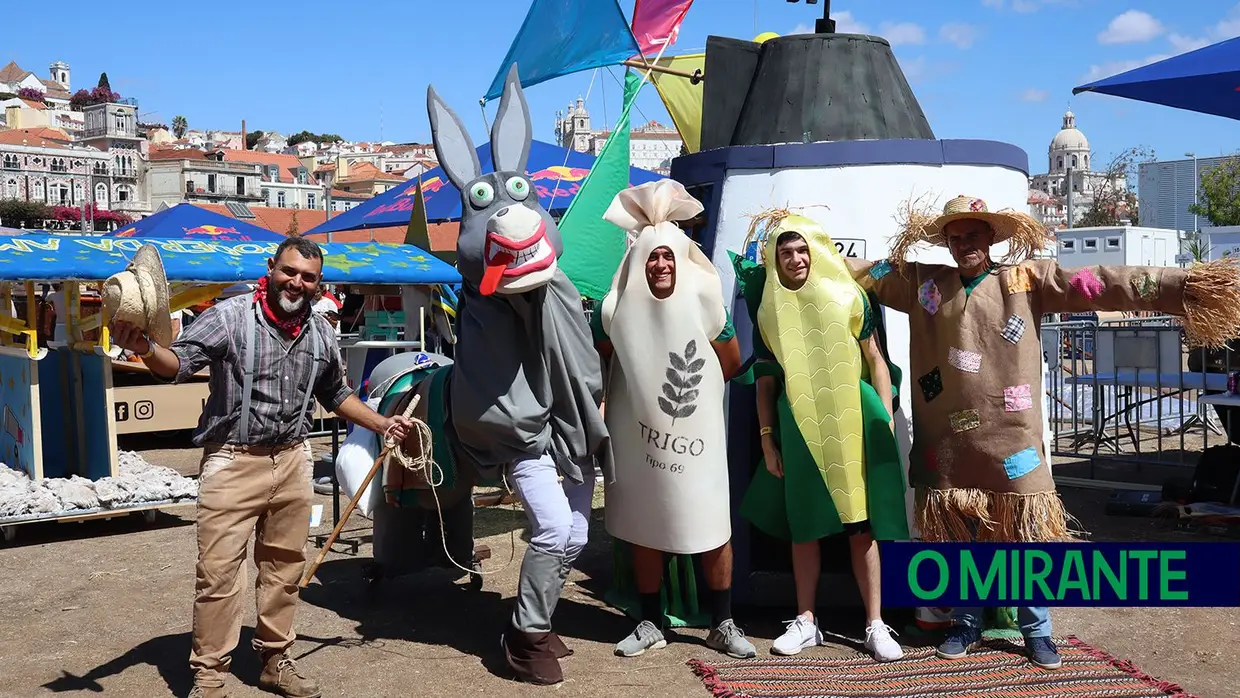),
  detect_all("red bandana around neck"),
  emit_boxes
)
[254,276,310,338]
